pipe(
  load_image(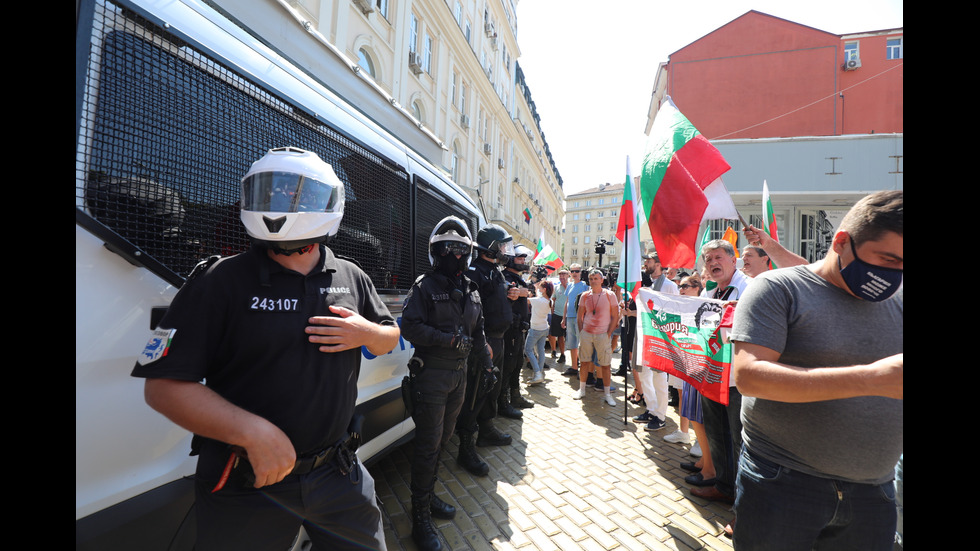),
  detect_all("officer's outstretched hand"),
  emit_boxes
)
[307,305,397,354]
